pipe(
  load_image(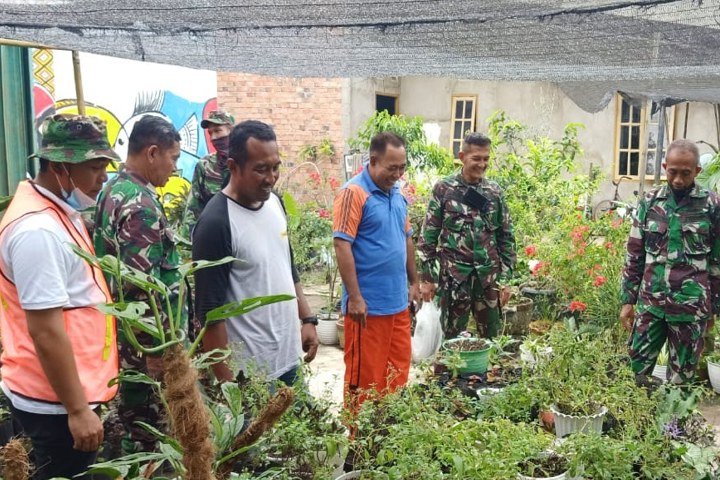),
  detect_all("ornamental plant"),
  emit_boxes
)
[71,246,294,480]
